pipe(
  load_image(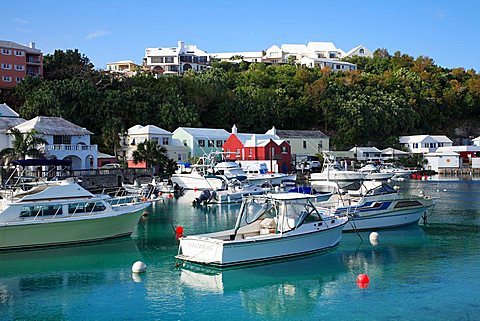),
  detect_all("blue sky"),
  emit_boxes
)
[2,0,479,71]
